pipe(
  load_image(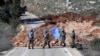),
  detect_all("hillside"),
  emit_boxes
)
[23,0,100,16]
